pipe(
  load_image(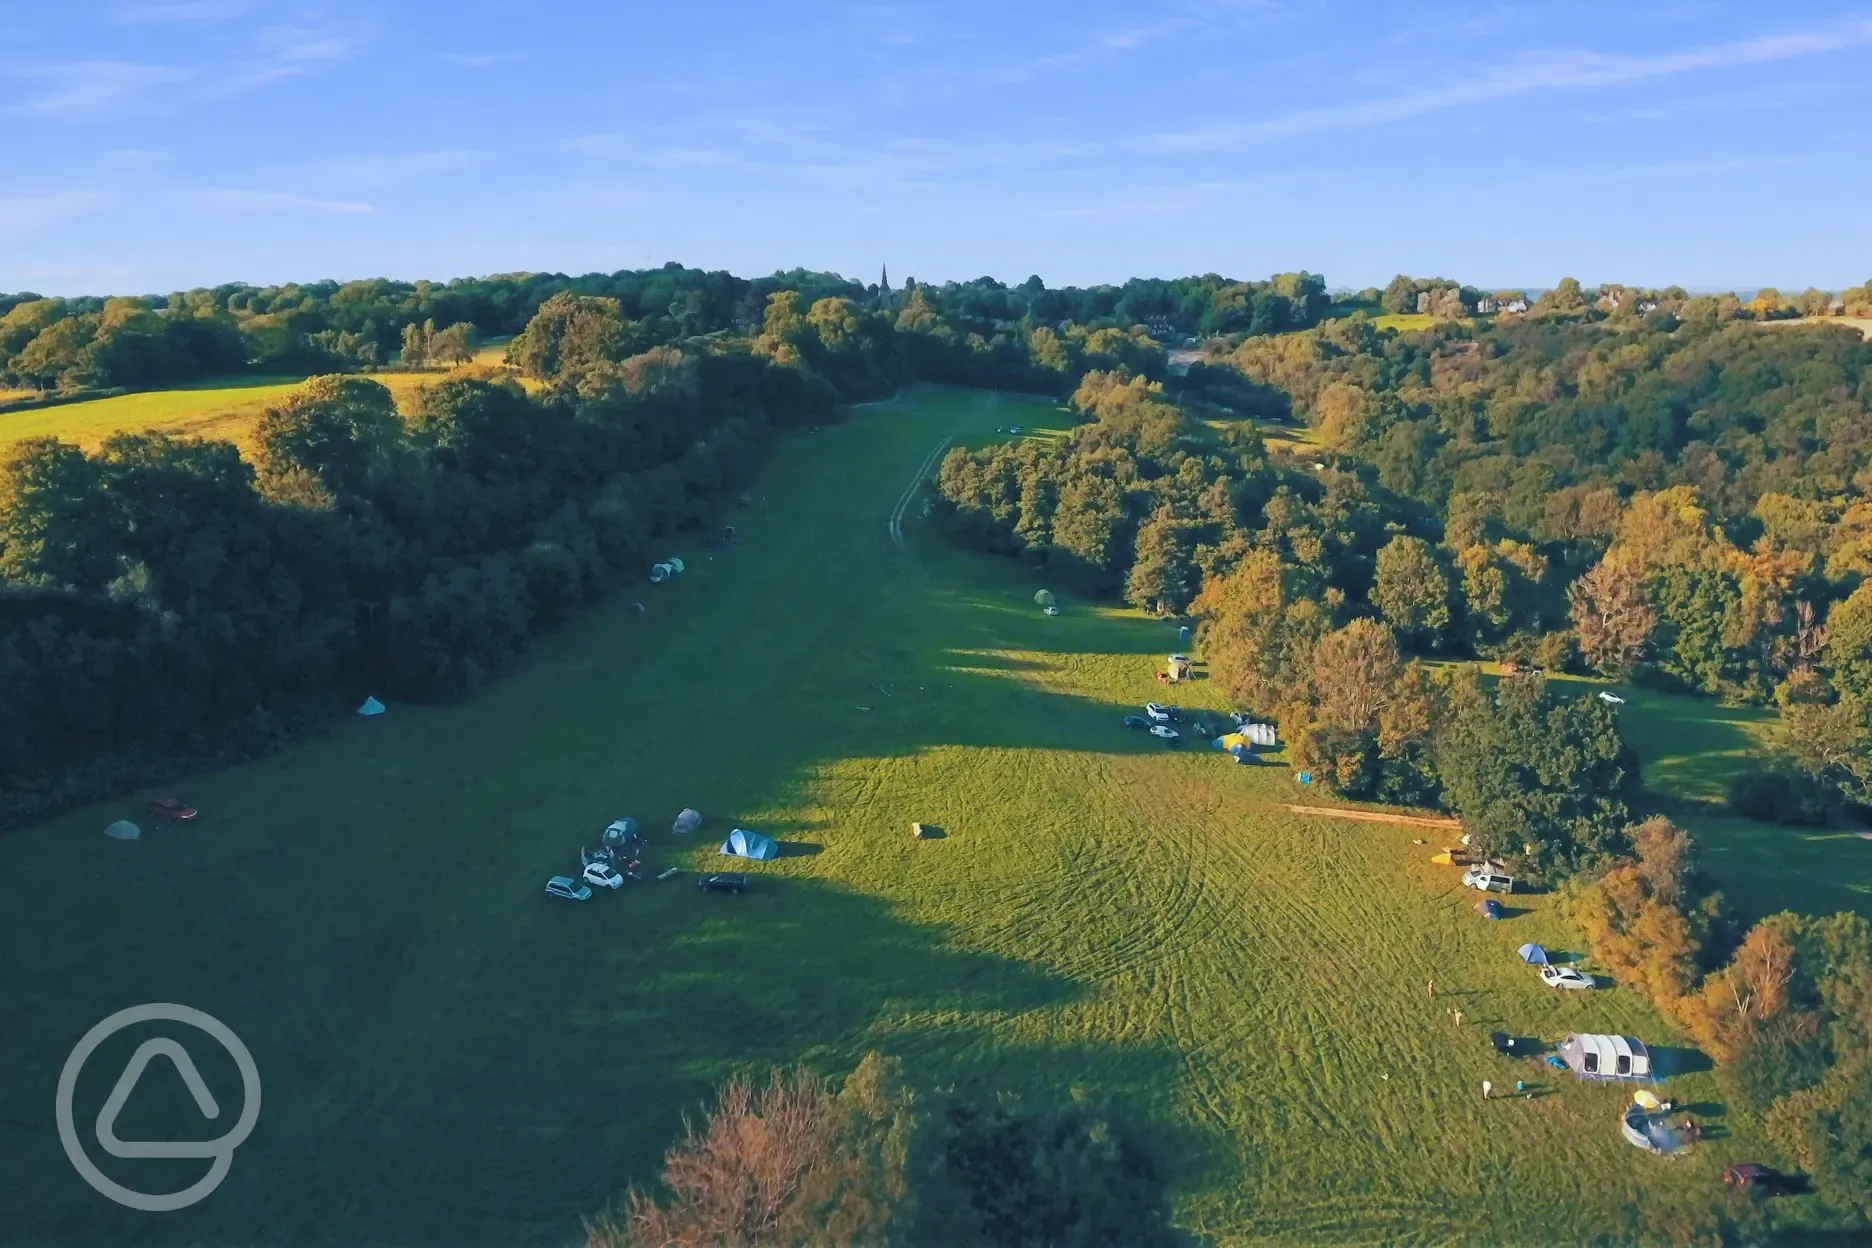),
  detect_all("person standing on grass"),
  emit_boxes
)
[1482,1080,1492,1100]
[1453,1008,1464,1028]
[1427,977,1436,999]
